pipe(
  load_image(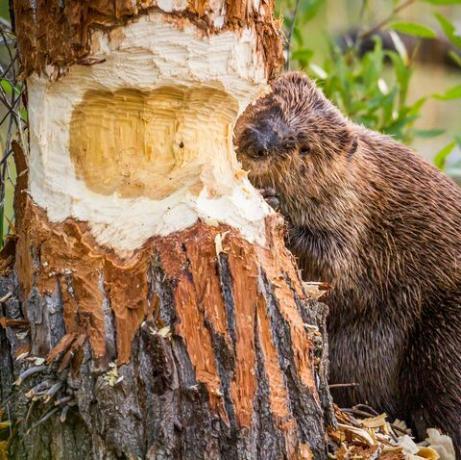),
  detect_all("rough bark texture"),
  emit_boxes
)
[1,1,333,458]
[12,0,283,78]
[2,206,331,459]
